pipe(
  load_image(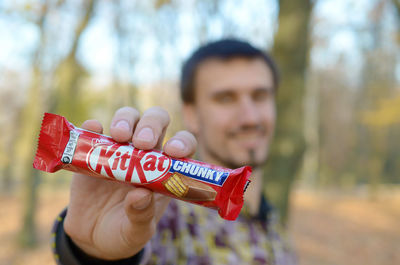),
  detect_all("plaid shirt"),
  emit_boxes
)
[52,195,296,265]
[141,197,297,265]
